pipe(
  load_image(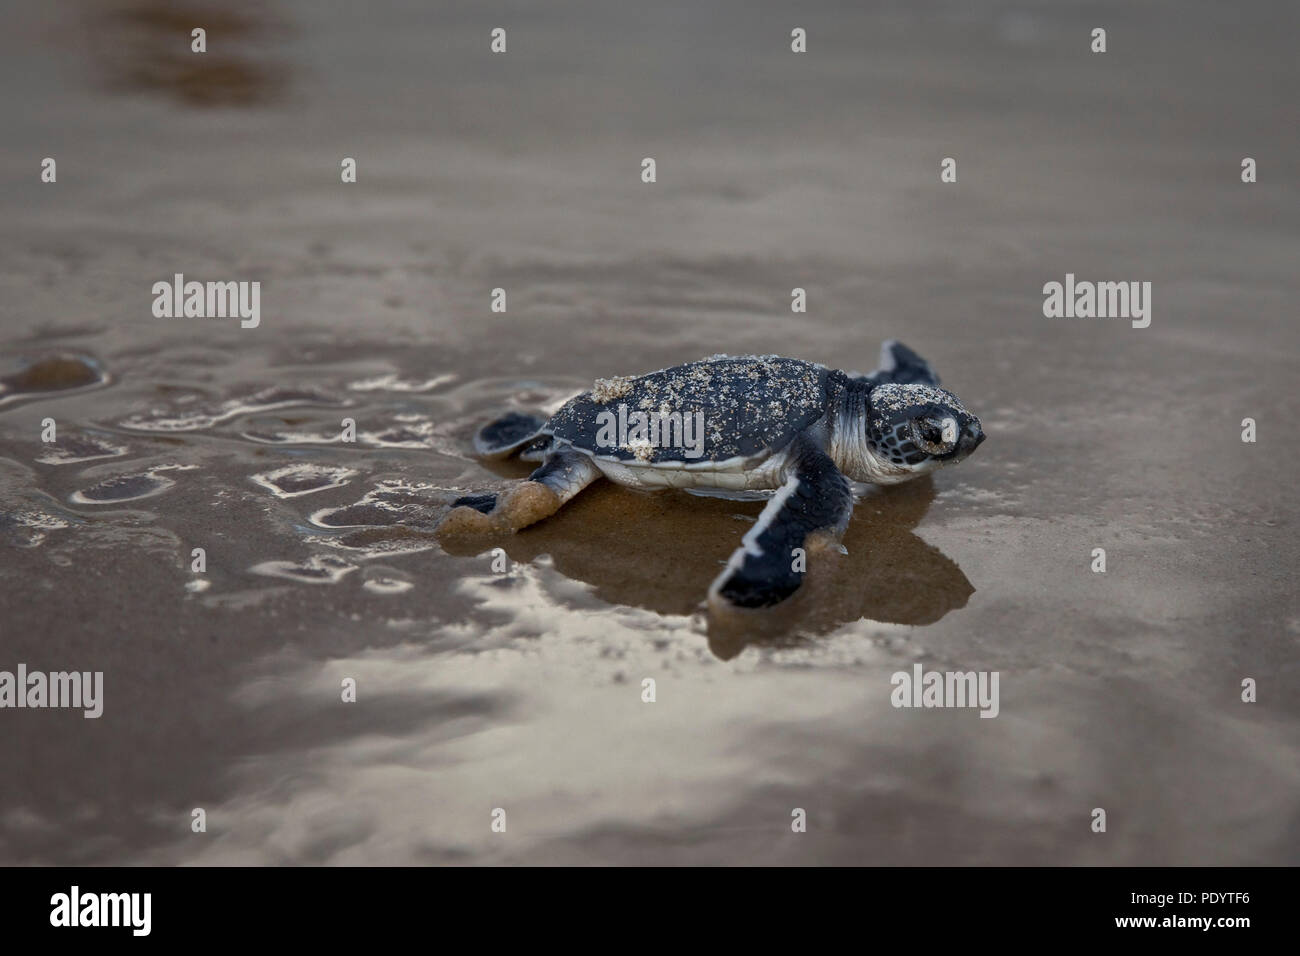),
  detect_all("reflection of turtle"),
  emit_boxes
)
[440,341,985,609]
[440,476,973,659]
